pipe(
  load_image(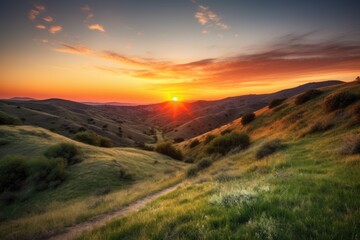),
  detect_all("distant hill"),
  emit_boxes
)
[82,101,138,106]
[8,97,36,101]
